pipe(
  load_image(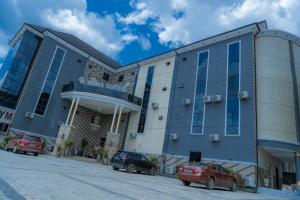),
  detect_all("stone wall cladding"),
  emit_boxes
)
[84,60,139,94]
